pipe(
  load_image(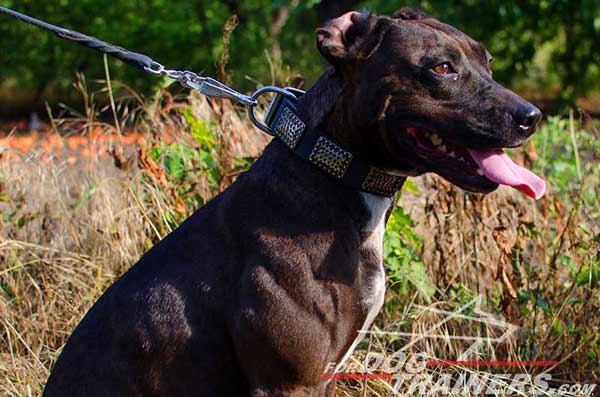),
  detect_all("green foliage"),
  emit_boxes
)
[150,144,193,181]
[0,0,598,108]
[144,108,222,226]
[182,109,216,151]
[149,110,219,185]
[532,115,600,215]
[518,287,553,316]
[0,0,324,103]
[384,203,435,302]
[573,260,600,288]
